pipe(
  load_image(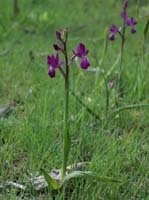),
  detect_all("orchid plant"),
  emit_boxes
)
[45,30,120,194]
[109,0,137,98]
[47,30,90,180]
